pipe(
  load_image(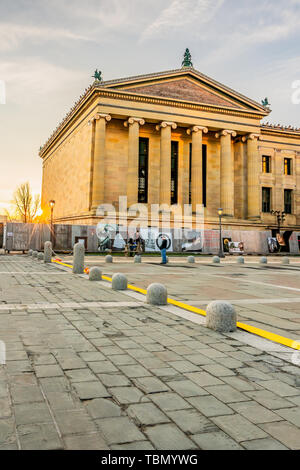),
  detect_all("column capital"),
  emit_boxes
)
[156,121,177,131]
[88,113,111,125]
[242,133,261,142]
[215,129,237,139]
[124,117,145,127]
[187,125,208,135]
